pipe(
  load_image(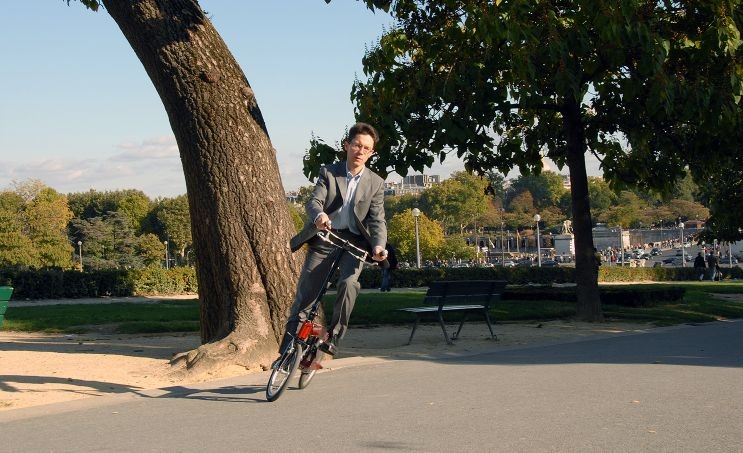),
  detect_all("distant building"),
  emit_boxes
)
[385,174,441,196]
[285,191,300,205]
